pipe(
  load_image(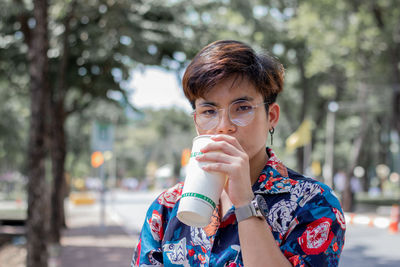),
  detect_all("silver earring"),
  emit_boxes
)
[269,127,275,146]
